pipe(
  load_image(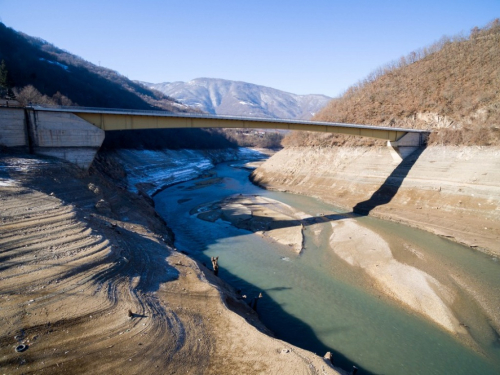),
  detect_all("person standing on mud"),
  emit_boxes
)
[211,256,219,276]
